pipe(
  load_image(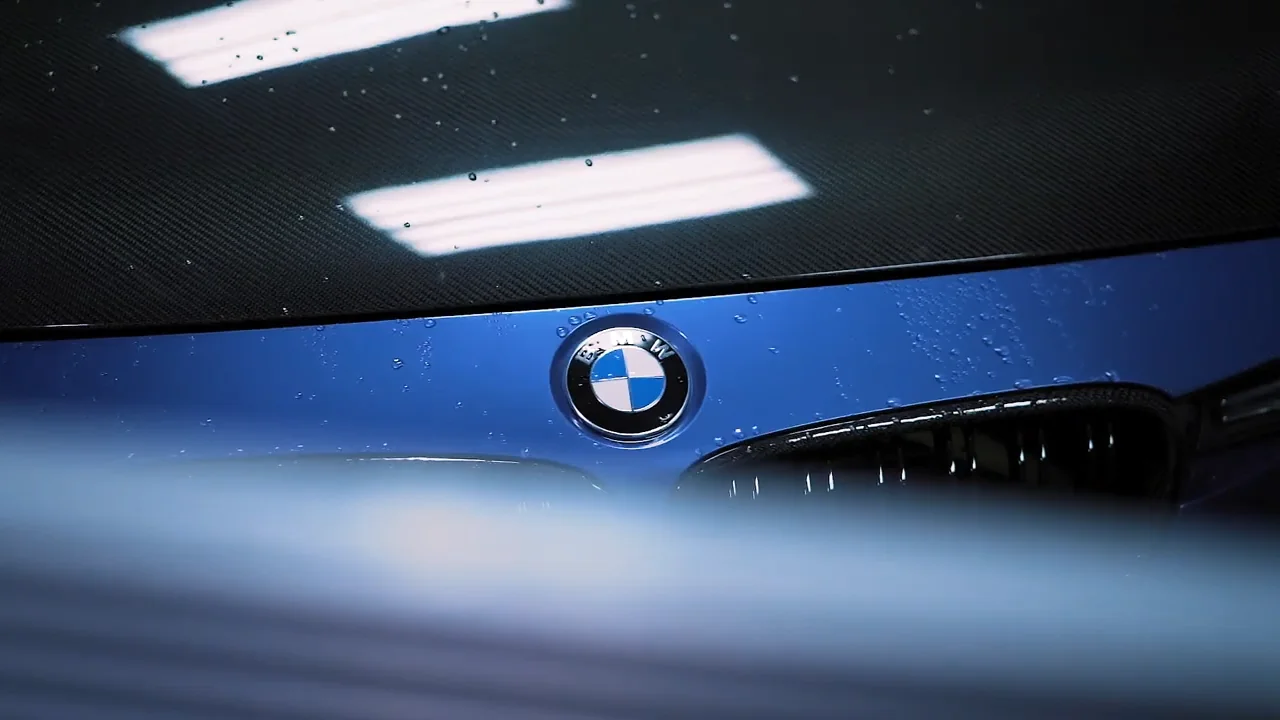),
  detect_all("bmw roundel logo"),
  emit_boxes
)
[558,322,697,443]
